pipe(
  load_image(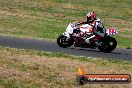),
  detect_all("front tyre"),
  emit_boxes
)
[57,34,74,48]
[98,36,117,52]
